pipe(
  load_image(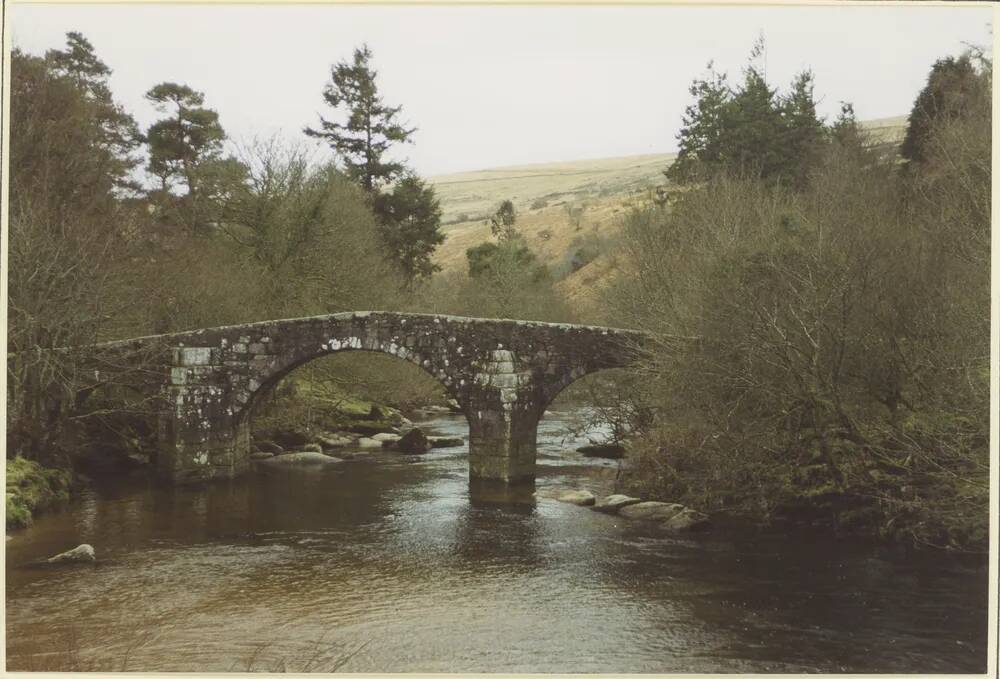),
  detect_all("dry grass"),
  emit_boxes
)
[426,115,908,321]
